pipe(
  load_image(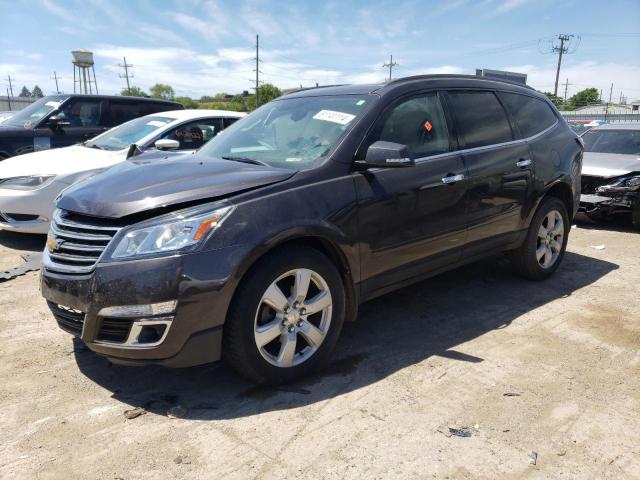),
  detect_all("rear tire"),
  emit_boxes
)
[223,246,345,384]
[511,197,569,281]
